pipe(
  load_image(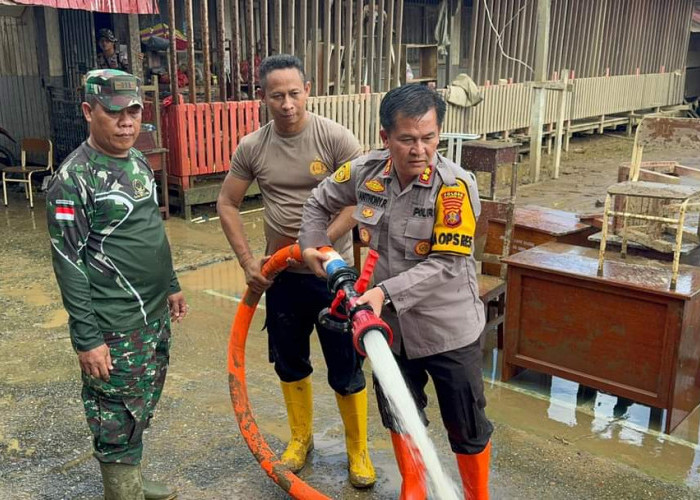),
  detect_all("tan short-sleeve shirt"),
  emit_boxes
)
[230,112,361,264]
